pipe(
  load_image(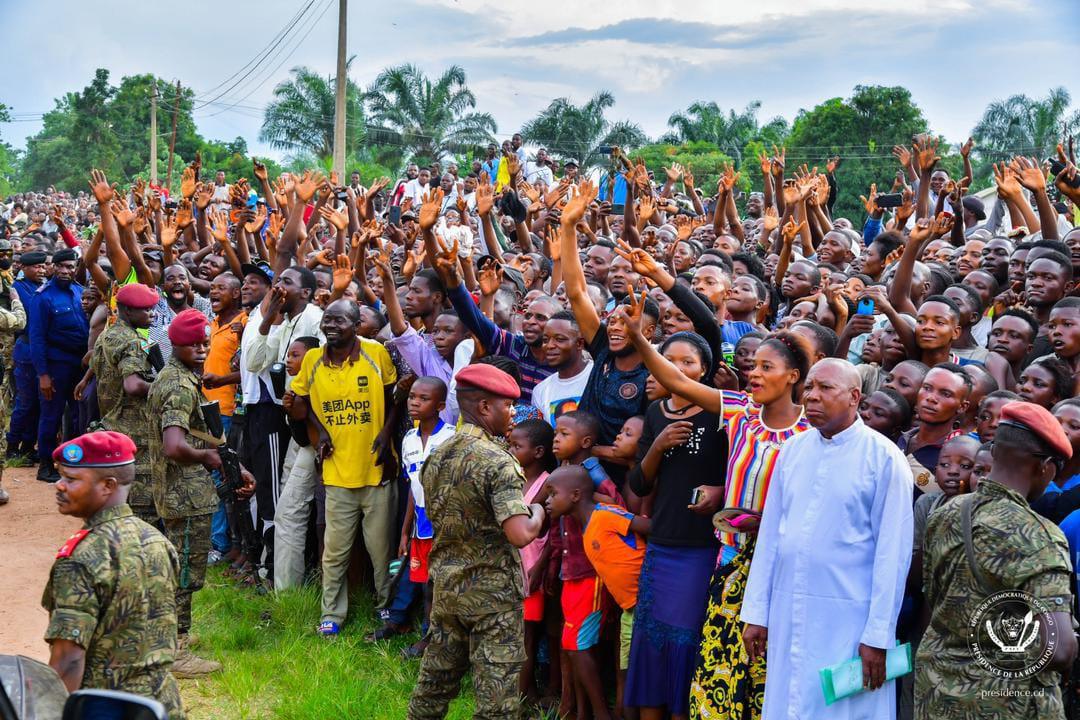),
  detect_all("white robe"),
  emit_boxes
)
[742,417,913,720]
